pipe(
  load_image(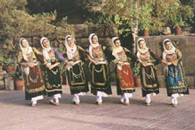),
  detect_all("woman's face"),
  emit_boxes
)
[165,42,172,50]
[67,37,74,47]
[42,39,49,48]
[139,41,146,49]
[92,35,98,44]
[21,39,28,48]
[114,40,121,47]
